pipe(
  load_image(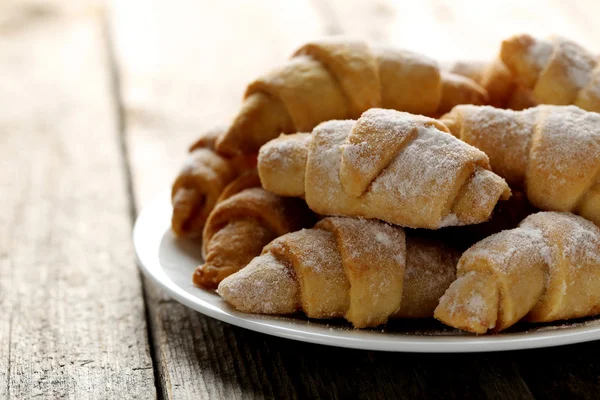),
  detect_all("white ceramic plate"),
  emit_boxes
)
[134,191,600,352]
